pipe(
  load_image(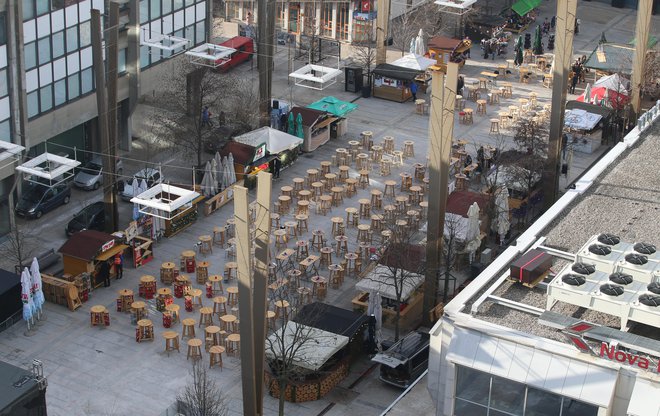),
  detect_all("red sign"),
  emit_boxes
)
[599,343,659,372]
[361,0,372,12]
[102,239,115,252]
